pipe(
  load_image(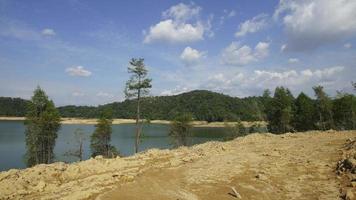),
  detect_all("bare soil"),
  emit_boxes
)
[0,130,355,200]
